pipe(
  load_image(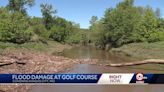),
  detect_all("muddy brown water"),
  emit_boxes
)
[29,46,164,92]
[57,46,133,64]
